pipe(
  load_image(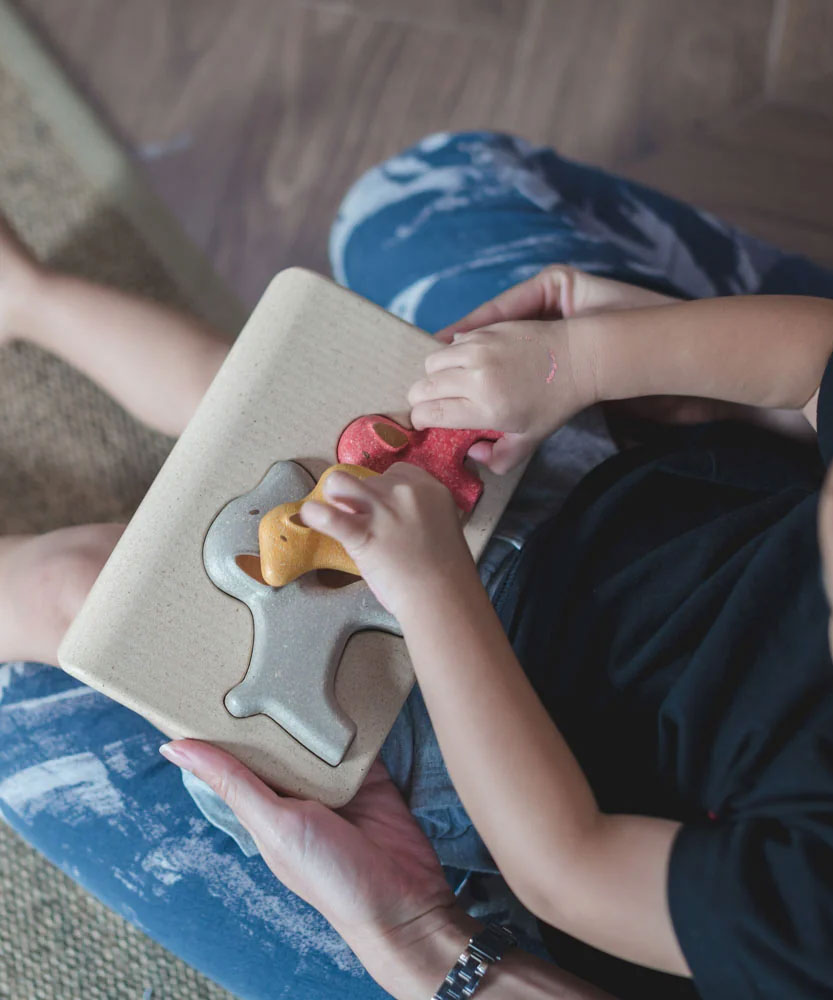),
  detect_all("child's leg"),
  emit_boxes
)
[0,214,229,437]
[0,523,124,664]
